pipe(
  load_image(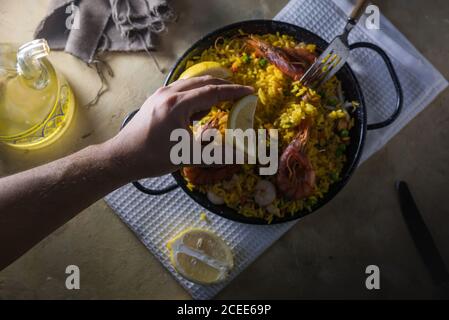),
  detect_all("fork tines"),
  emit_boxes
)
[300,38,348,89]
